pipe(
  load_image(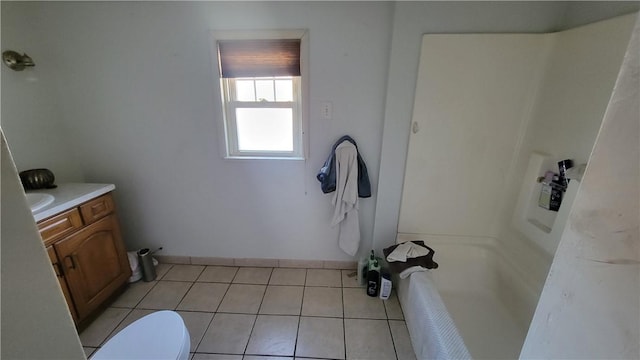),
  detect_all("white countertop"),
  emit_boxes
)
[29,183,116,222]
